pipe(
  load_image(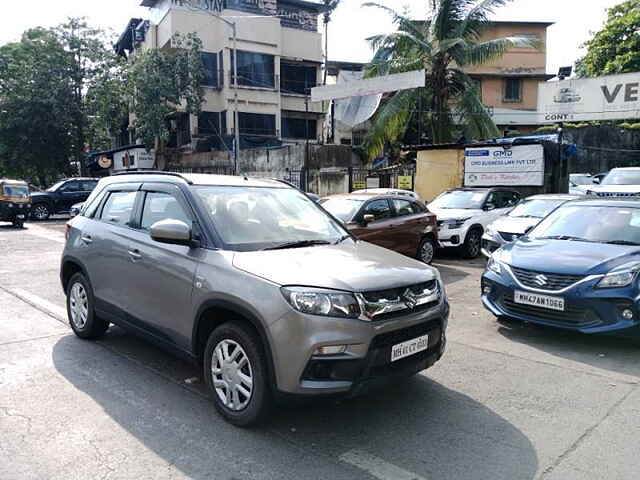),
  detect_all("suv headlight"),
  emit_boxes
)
[445,217,471,230]
[281,287,361,318]
[486,257,502,275]
[596,270,638,289]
